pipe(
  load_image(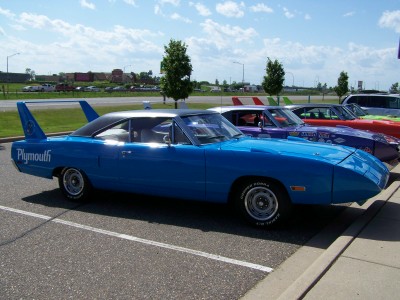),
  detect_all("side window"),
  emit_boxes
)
[304,108,320,119]
[231,112,263,127]
[292,108,306,119]
[369,96,387,108]
[347,96,358,104]
[94,121,130,142]
[172,123,191,145]
[327,108,340,119]
[355,96,368,106]
[387,96,399,109]
[136,118,172,144]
